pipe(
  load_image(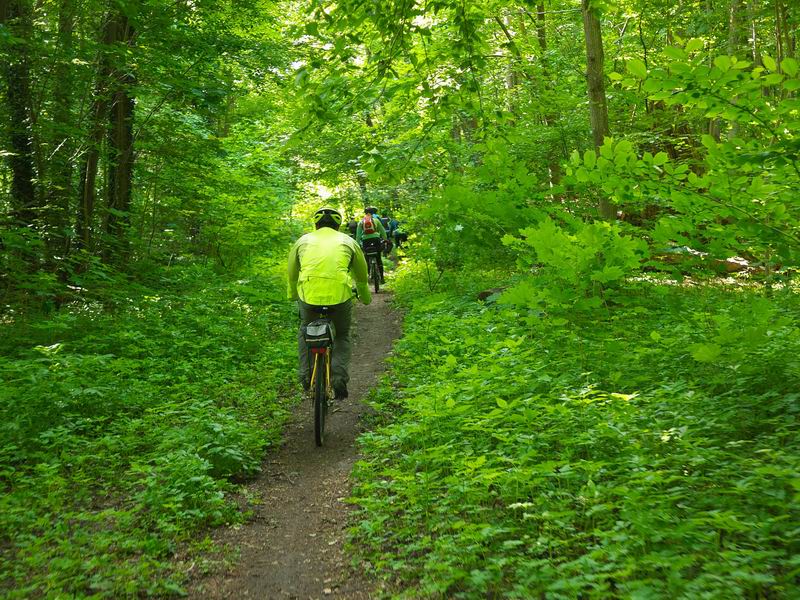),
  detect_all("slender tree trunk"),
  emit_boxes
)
[536,3,546,53]
[494,13,523,118]
[103,11,135,264]
[729,0,743,55]
[503,15,518,102]
[356,109,374,200]
[536,3,562,189]
[1,0,38,227]
[726,0,743,139]
[77,12,116,253]
[748,0,762,68]
[48,0,76,258]
[581,0,613,219]
[775,0,785,72]
[776,1,794,62]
